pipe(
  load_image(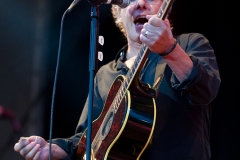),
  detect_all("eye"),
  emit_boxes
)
[147,0,160,4]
